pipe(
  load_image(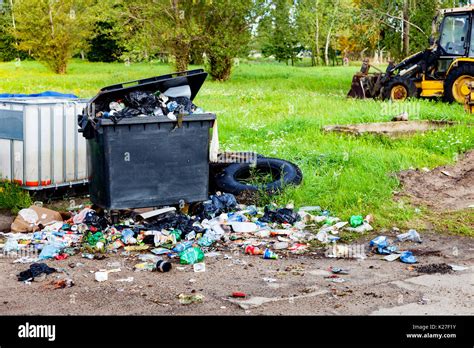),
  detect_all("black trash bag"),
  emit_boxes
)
[83,211,109,229]
[110,107,142,123]
[125,91,158,115]
[211,193,238,213]
[194,193,238,219]
[145,214,204,240]
[17,263,56,282]
[259,207,300,225]
[169,97,196,114]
